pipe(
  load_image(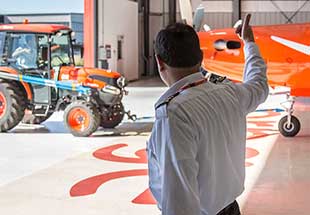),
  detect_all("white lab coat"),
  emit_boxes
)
[147,42,268,215]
